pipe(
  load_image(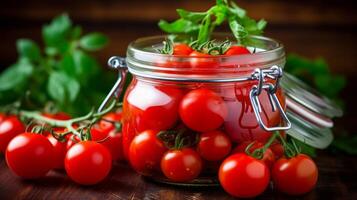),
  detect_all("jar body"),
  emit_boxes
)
[122,75,285,182]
